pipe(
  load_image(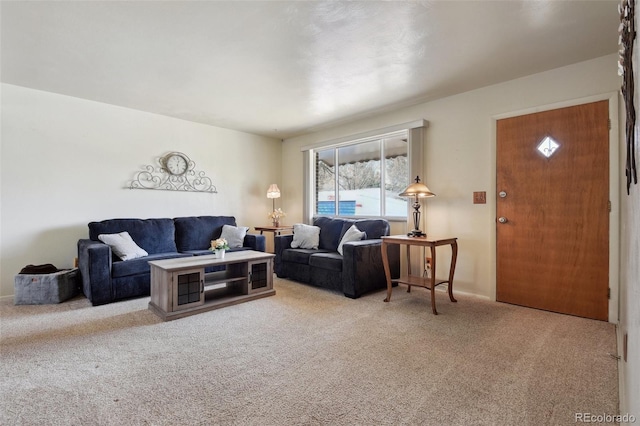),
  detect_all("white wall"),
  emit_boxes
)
[618,8,640,417]
[283,53,621,301]
[619,124,640,425]
[0,83,282,298]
